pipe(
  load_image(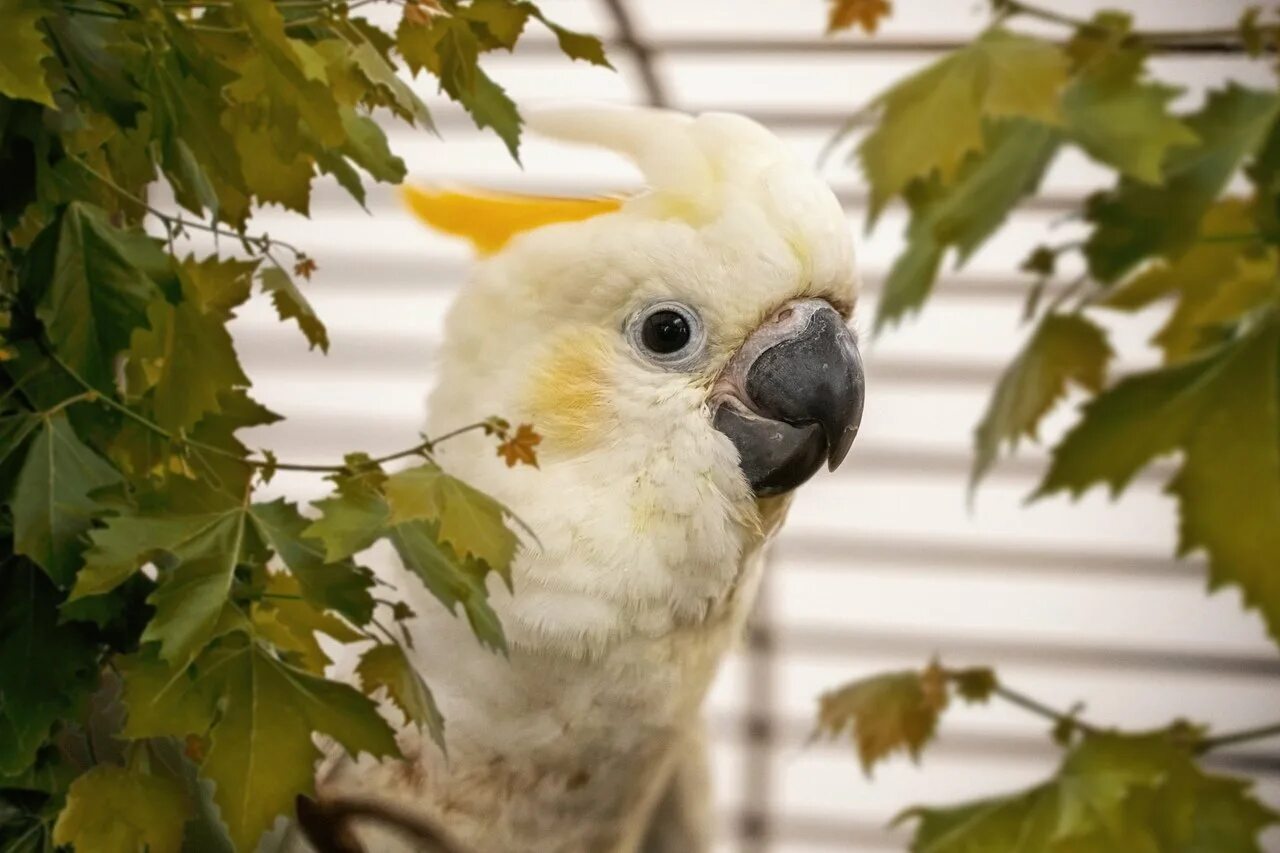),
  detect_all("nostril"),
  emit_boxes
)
[775,307,793,323]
